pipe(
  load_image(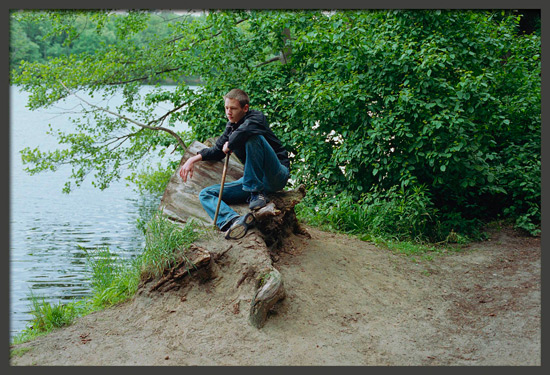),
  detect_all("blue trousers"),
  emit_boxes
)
[199,135,290,230]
